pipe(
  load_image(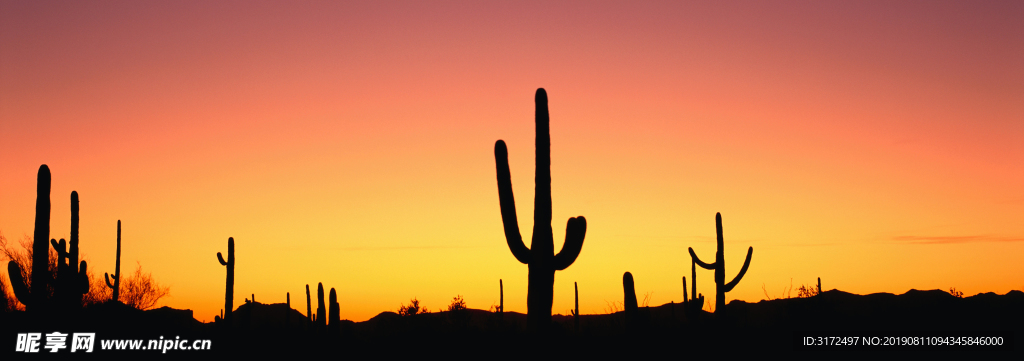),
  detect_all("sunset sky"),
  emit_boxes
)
[1,1,1021,323]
